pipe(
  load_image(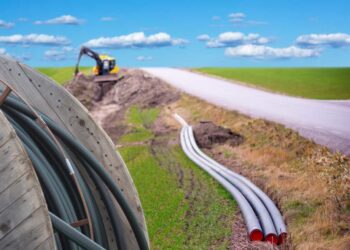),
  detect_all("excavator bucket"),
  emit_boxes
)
[93,74,123,83]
